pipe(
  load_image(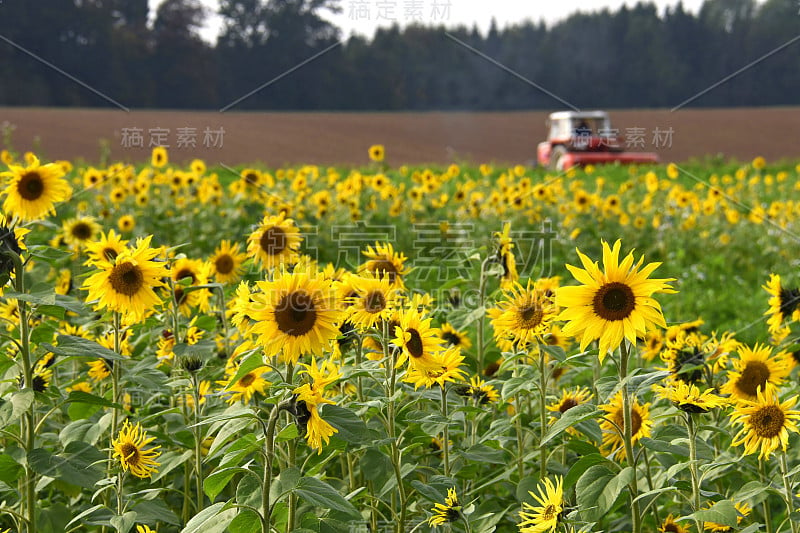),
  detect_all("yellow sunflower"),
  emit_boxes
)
[702,502,750,532]
[111,420,161,478]
[654,380,728,414]
[246,213,302,270]
[217,365,270,405]
[495,222,519,289]
[85,230,128,267]
[82,236,169,321]
[763,273,800,335]
[456,375,499,404]
[368,144,385,163]
[358,242,410,288]
[344,274,399,330]
[599,391,653,460]
[489,279,557,349]
[392,307,442,370]
[440,322,472,350]
[518,476,564,533]
[62,216,101,249]
[151,146,168,168]
[137,525,157,533]
[556,239,676,362]
[209,239,247,284]
[730,389,800,459]
[248,270,344,364]
[720,344,791,402]
[659,514,691,533]
[87,357,111,382]
[170,257,211,315]
[548,387,593,415]
[428,487,461,527]
[1,154,72,221]
[403,346,466,389]
[118,214,135,232]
